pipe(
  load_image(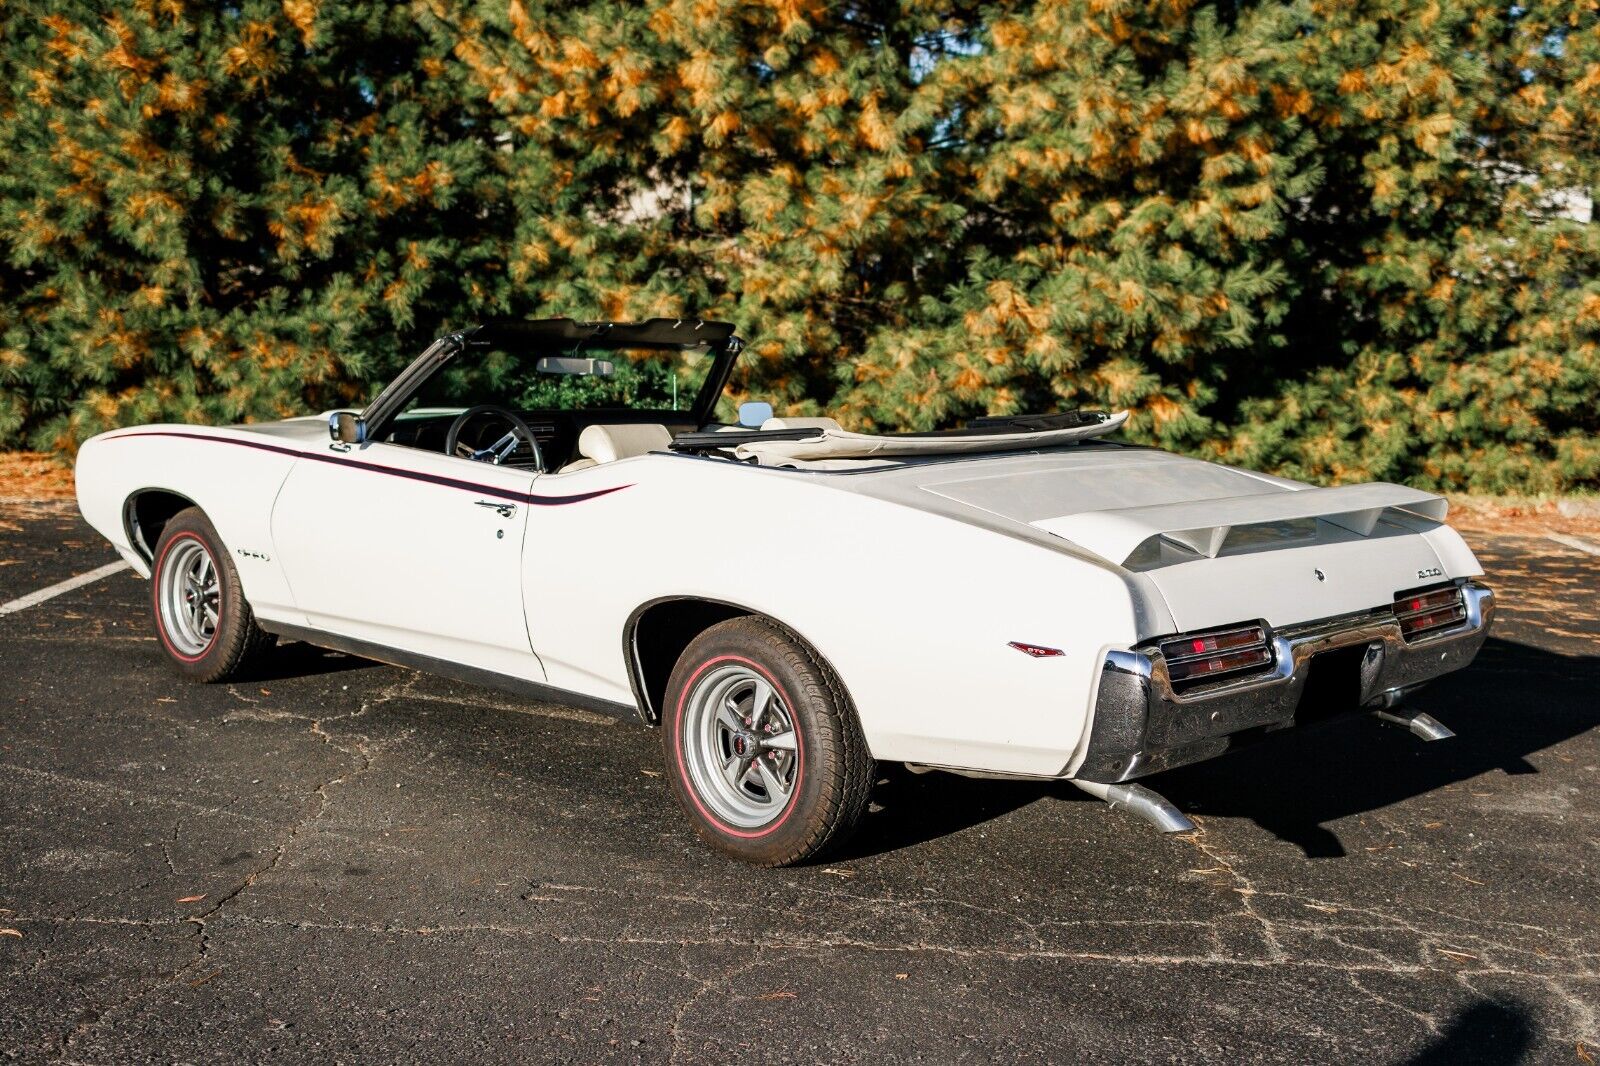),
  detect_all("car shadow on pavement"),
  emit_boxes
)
[832,764,1049,862]
[1148,637,1599,858]
[233,638,383,683]
[1396,997,1535,1065]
